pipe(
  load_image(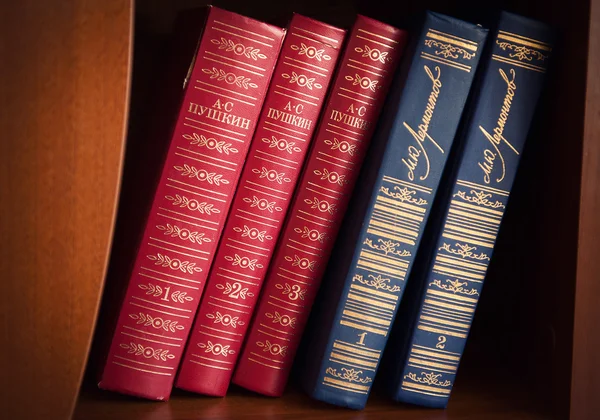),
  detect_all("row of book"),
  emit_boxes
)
[97,5,555,409]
